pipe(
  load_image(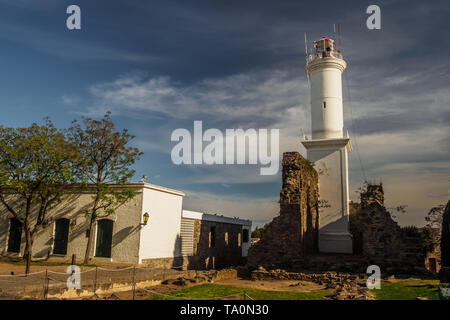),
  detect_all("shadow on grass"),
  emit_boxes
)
[407,284,436,288]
